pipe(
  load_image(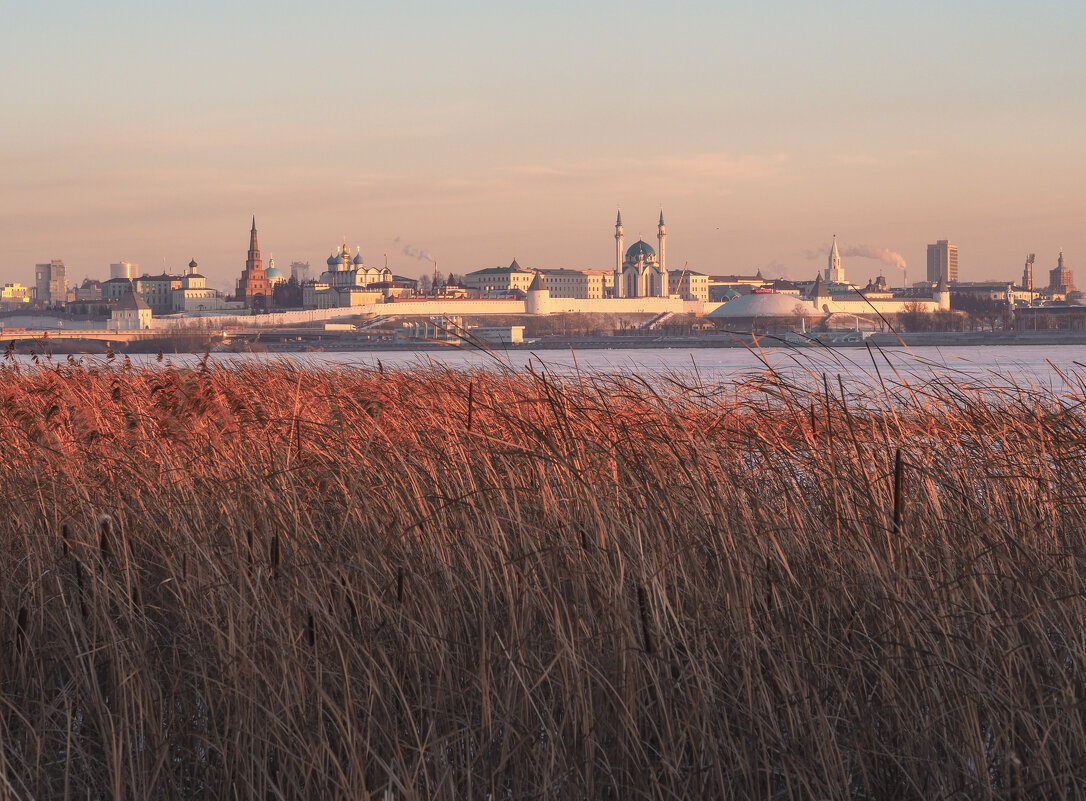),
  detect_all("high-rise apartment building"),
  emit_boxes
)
[110,261,139,280]
[34,260,68,306]
[926,240,958,284]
